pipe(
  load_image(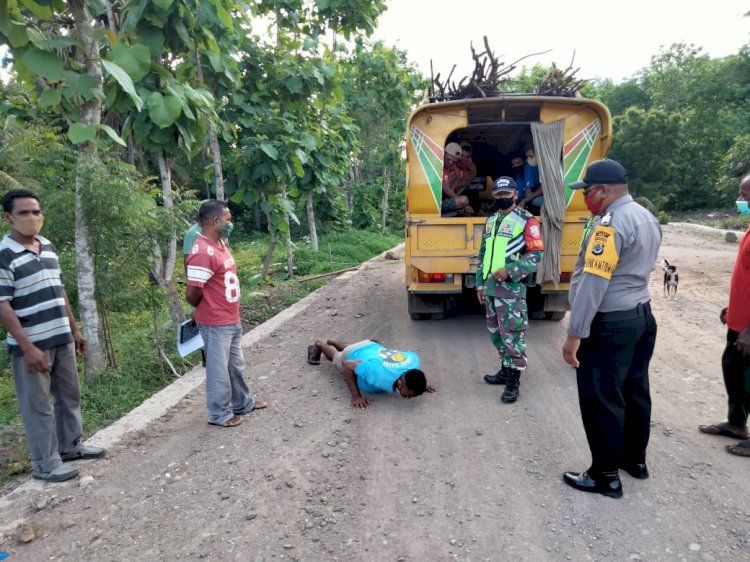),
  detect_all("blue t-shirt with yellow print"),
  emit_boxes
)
[347,342,421,393]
